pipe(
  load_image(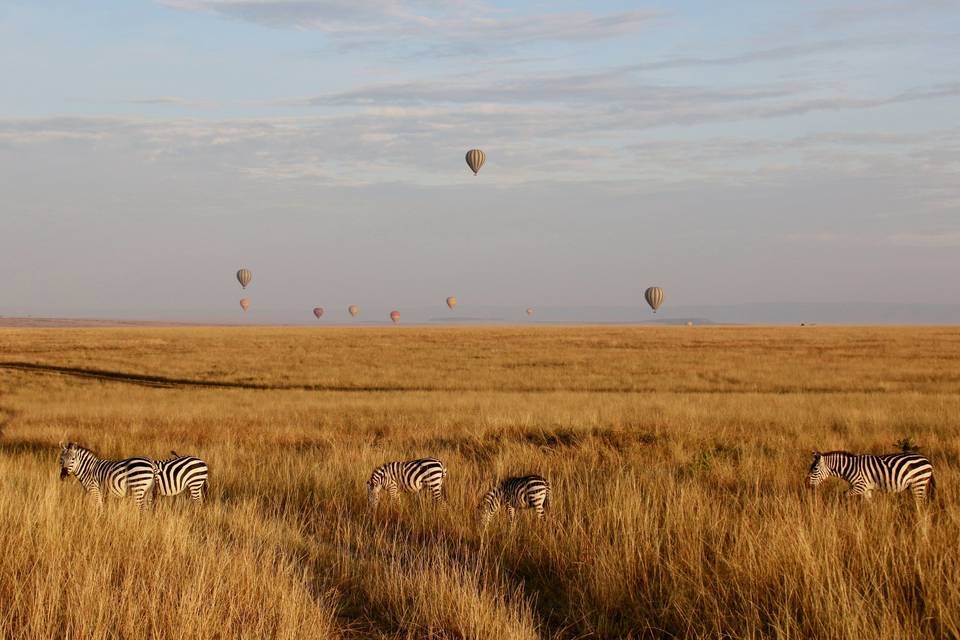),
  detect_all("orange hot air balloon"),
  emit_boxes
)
[446,296,457,310]
[390,310,401,324]
[313,307,324,319]
[348,305,359,317]
[236,269,252,289]
[525,308,534,316]
[239,298,250,312]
